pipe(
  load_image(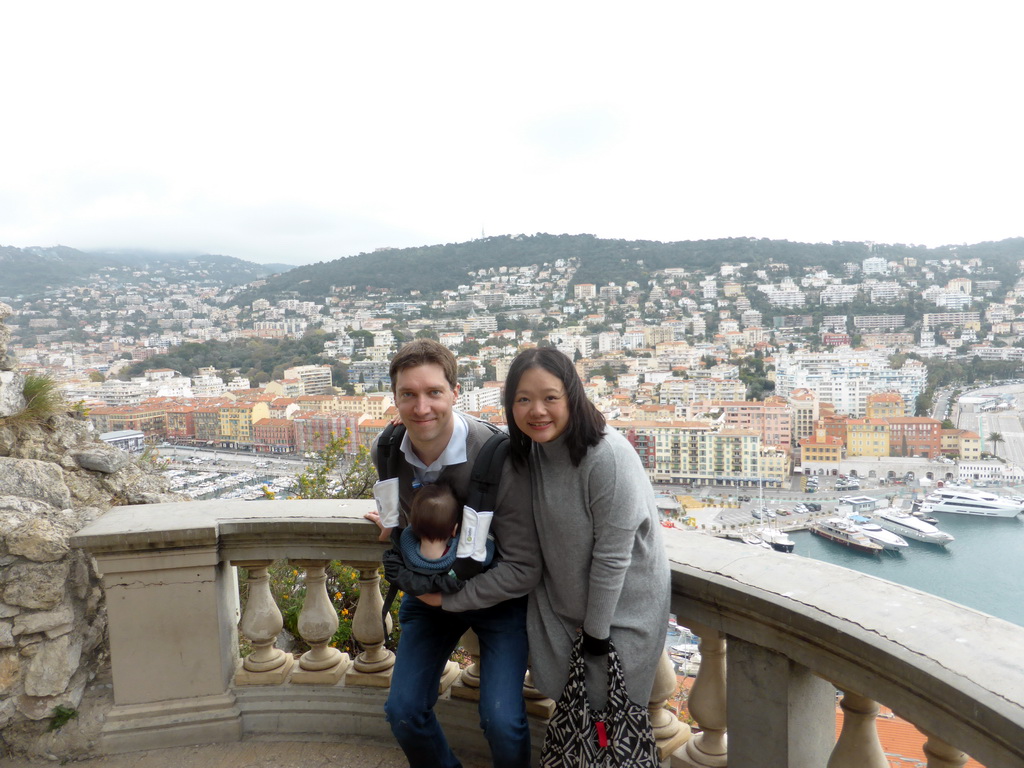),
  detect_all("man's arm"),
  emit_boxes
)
[441,460,541,611]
